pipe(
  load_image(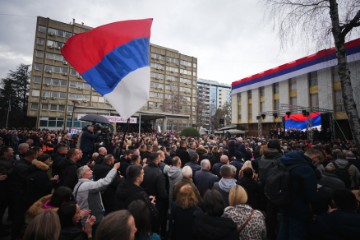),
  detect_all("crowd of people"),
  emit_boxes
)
[0,126,360,240]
